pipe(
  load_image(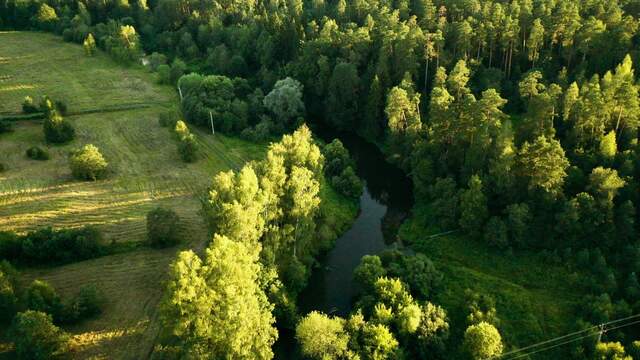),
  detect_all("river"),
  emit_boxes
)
[273,131,413,358]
